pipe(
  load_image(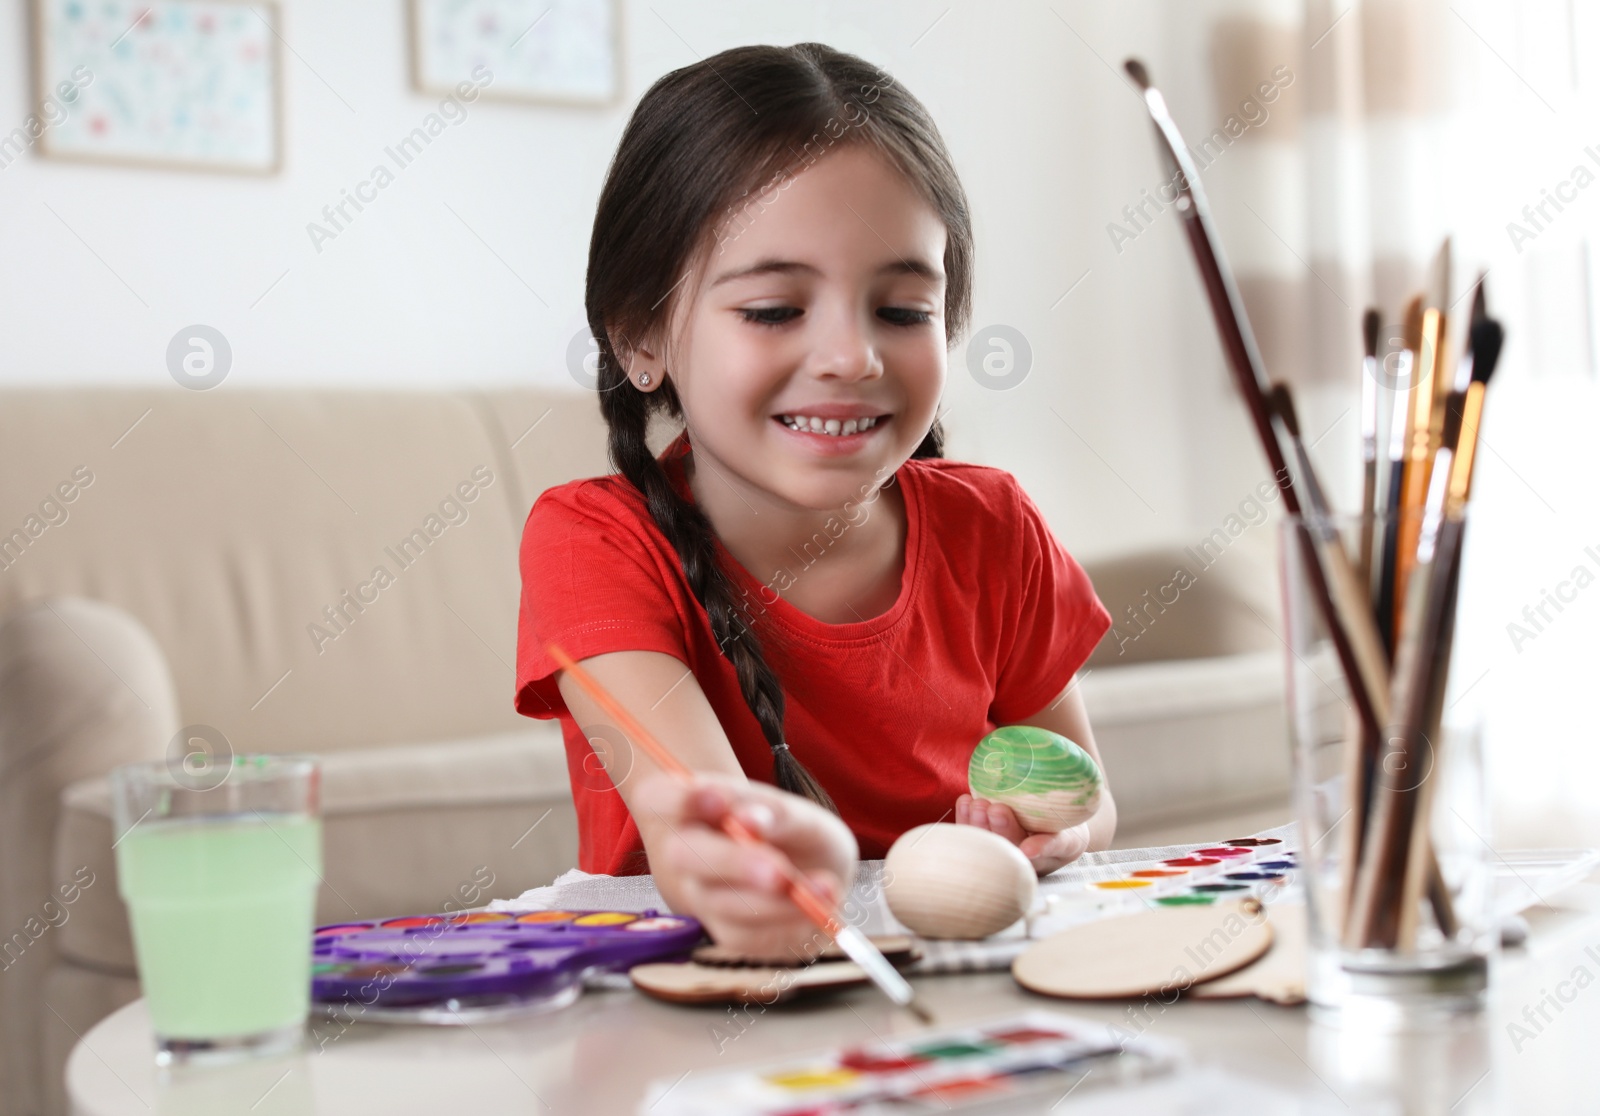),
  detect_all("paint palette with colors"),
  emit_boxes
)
[311,909,703,1017]
[641,1009,1179,1114]
[1073,838,1297,908]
